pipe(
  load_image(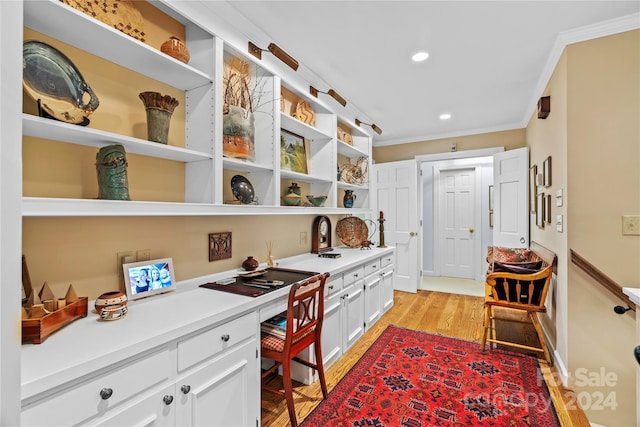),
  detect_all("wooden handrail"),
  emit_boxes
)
[570,249,635,312]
